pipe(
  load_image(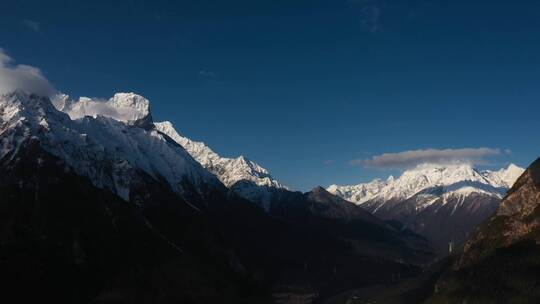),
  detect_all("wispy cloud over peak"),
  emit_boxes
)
[0,48,56,97]
[352,148,504,169]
